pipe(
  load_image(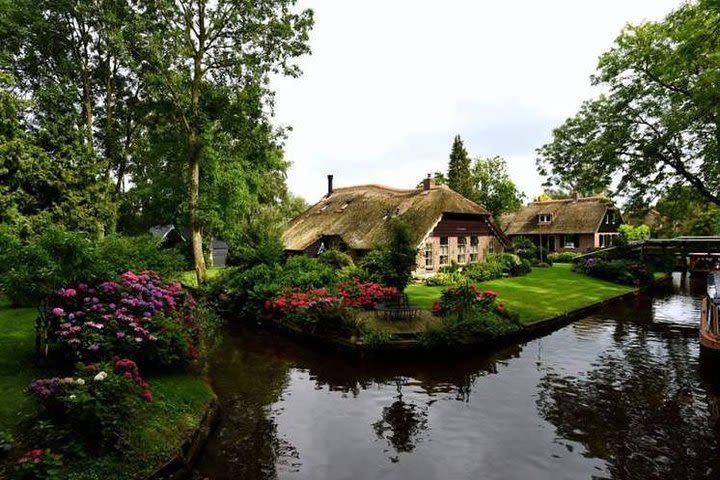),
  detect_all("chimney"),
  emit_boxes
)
[422,173,436,191]
[573,192,580,202]
[327,174,334,197]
